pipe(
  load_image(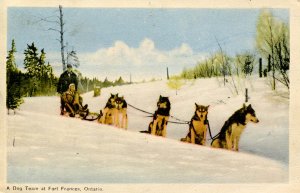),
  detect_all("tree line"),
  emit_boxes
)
[180,10,289,92]
[6,40,129,112]
[181,51,255,79]
[6,40,57,112]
